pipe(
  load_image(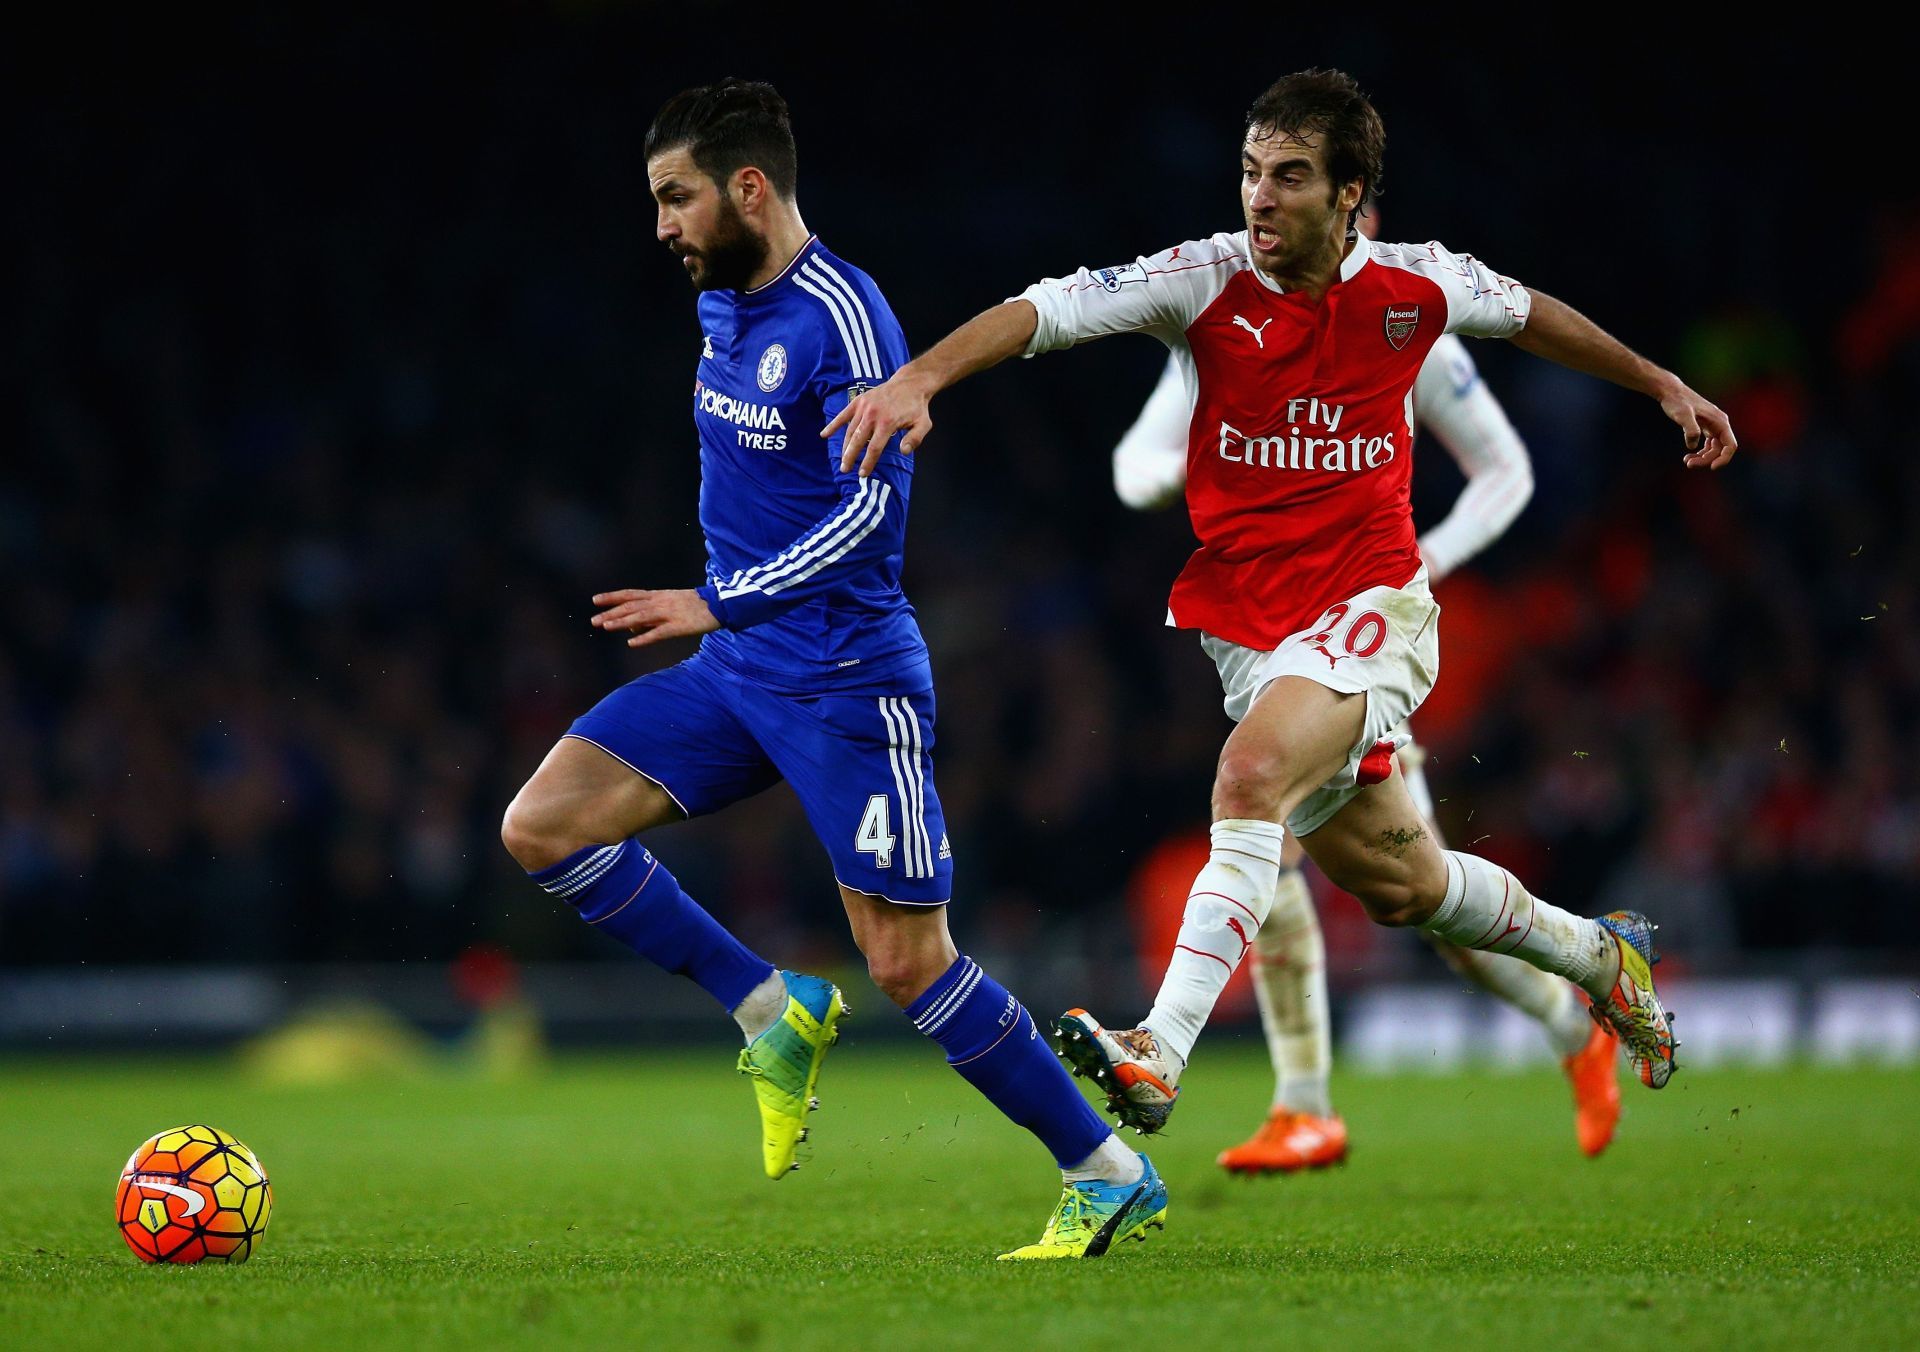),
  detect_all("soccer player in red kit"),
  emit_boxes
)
[827,69,1732,1132]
